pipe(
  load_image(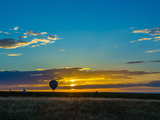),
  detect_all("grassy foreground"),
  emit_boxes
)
[0,97,160,120]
